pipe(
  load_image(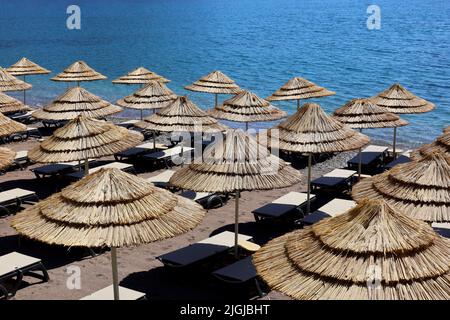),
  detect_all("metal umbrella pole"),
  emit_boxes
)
[111,247,120,300]
[306,153,312,214]
[234,190,240,259]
